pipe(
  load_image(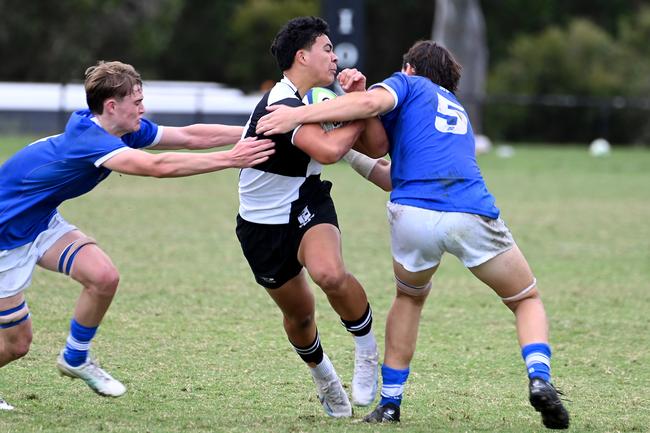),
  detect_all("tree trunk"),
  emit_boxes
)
[432,0,487,134]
